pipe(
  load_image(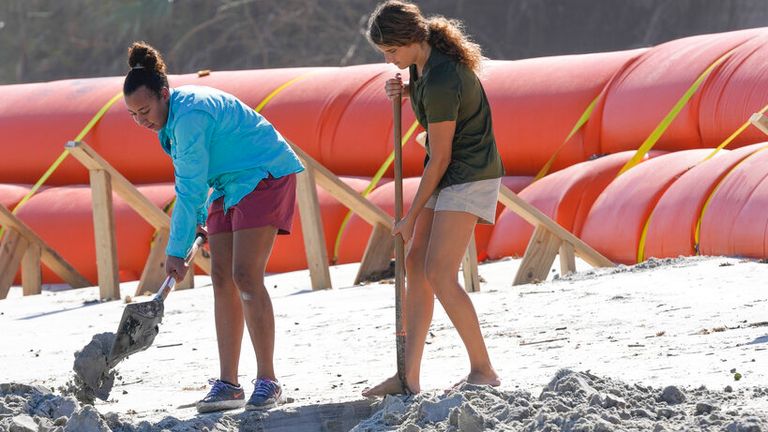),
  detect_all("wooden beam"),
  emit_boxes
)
[21,243,42,296]
[66,141,211,277]
[0,230,29,299]
[289,141,392,229]
[749,113,768,136]
[0,205,90,290]
[514,224,562,285]
[296,166,332,290]
[89,169,120,300]
[66,141,169,229]
[498,185,613,269]
[462,232,480,292]
[354,223,394,284]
